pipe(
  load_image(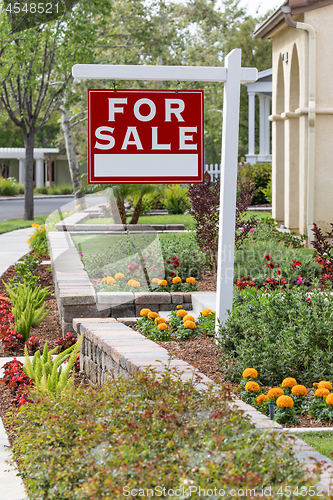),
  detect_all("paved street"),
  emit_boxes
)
[0,195,74,221]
